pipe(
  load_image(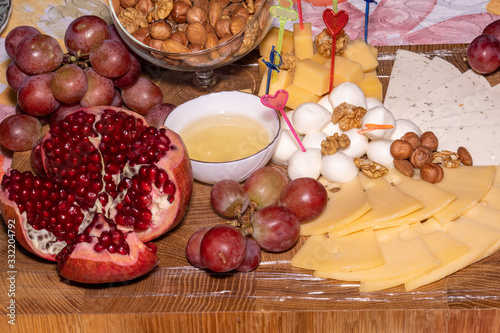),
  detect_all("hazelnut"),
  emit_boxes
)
[161,39,191,53]
[186,6,208,25]
[171,1,190,23]
[188,43,205,52]
[132,27,151,45]
[170,31,189,46]
[229,15,247,35]
[420,131,439,151]
[135,0,154,16]
[120,0,138,8]
[218,35,242,57]
[410,146,433,168]
[457,146,473,166]
[149,20,172,40]
[149,39,165,58]
[186,22,208,45]
[390,139,414,160]
[209,1,223,27]
[393,159,414,177]
[215,19,232,38]
[420,163,444,183]
[401,132,420,150]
